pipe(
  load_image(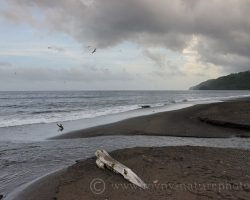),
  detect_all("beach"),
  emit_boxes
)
[2,0,250,199]
[52,98,250,139]
[11,98,250,200]
[56,146,250,200]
